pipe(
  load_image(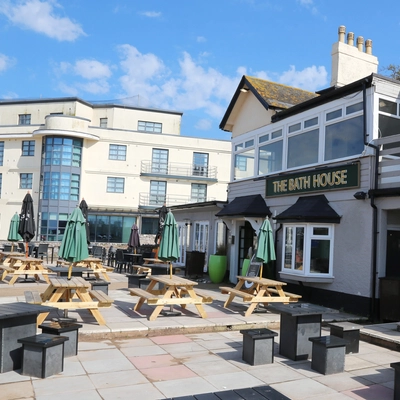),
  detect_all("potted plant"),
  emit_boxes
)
[208,244,227,283]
